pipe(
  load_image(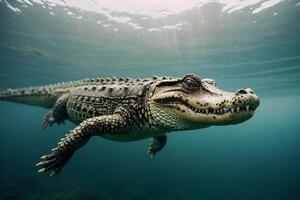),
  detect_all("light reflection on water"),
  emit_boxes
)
[0,1,300,200]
